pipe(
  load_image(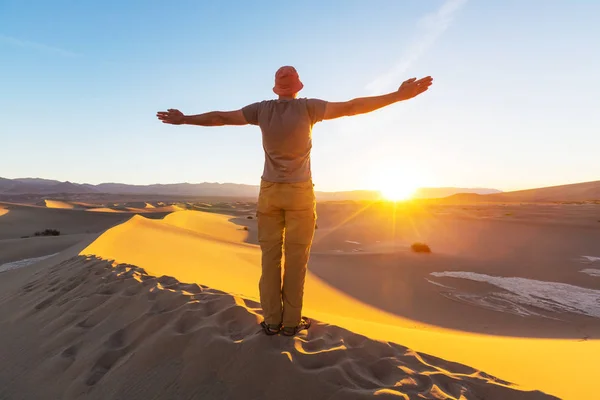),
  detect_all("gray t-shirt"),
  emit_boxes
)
[242,98,327,183]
